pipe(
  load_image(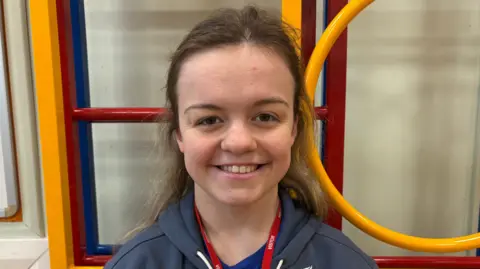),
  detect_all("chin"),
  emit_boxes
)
[213,185,279,207]
[214,190,261,206]
[193,177,280,207]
